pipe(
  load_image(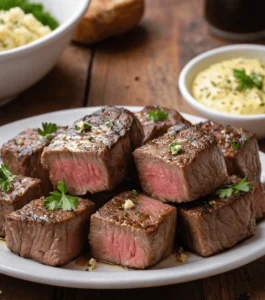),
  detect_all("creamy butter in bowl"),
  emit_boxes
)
[179,44,265,139]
